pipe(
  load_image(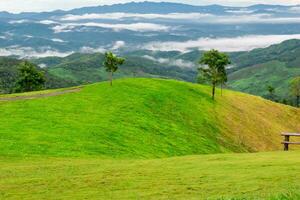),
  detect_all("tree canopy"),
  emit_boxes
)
[103,52,125,86]
[15,61,45,92]
[198,49,230,100]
